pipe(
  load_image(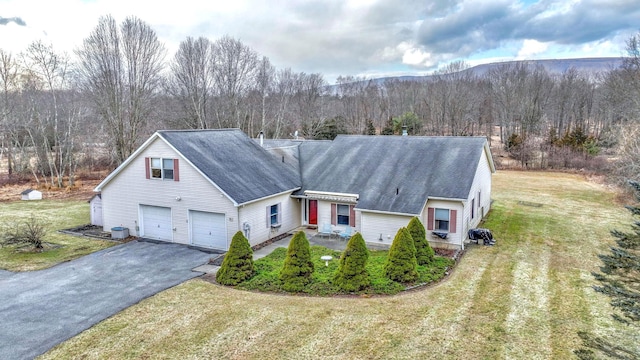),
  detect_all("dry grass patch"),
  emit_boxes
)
[0,200,114,271]
[41,171,635,359]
